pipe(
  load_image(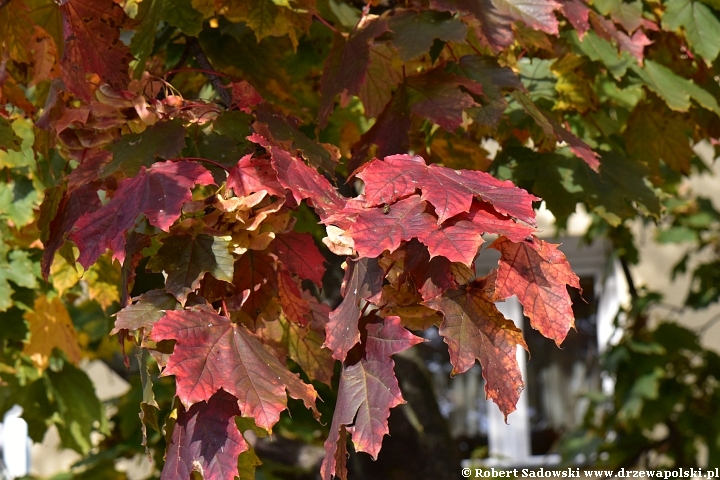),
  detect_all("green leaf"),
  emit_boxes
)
[165,0,204,36]
[0,246,39,311]
[618,367,663,420]
[237,445,263,478]
[518,57,557,101]
[103,119,187,178]
[0,117,21,152]
[19,363,108,454]
[631,60,720,115]
[0,177,41,227]
[147,234,234,304]
[657,225,699,243]
[130,0,165,75]
[387,10,467,61]
[662,0,720,63]
[569,30,634,80]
